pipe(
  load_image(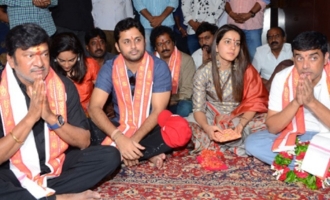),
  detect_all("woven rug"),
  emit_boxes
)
[94,150,330,200]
